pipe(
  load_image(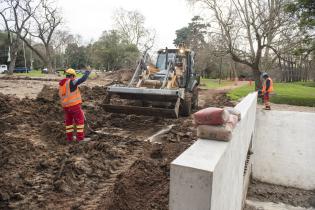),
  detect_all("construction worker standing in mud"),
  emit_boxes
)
[261,72,273,110]
[59,67,91,142]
